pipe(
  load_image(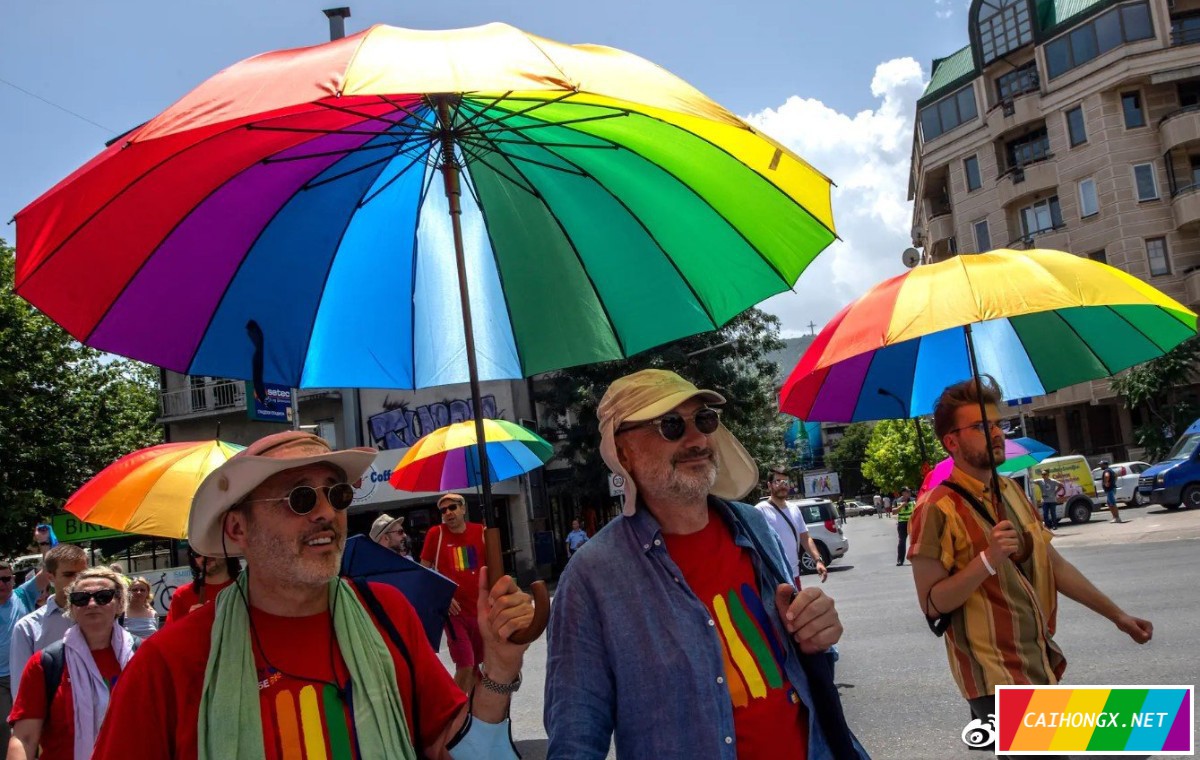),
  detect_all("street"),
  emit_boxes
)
[449,503,1200,759]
